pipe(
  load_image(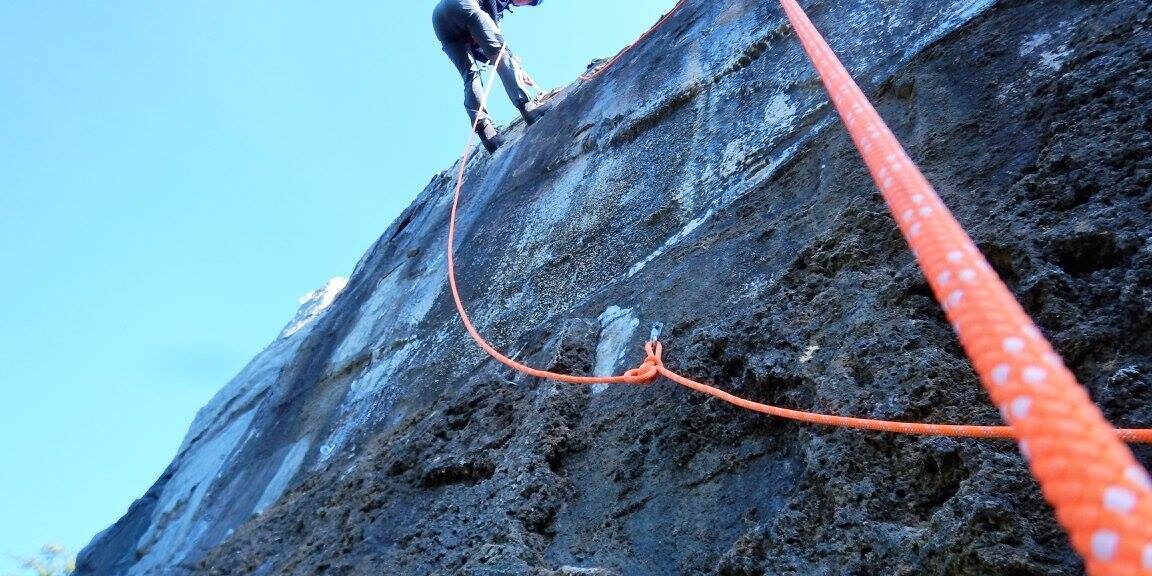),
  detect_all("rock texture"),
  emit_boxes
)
[77,0,1152,574]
